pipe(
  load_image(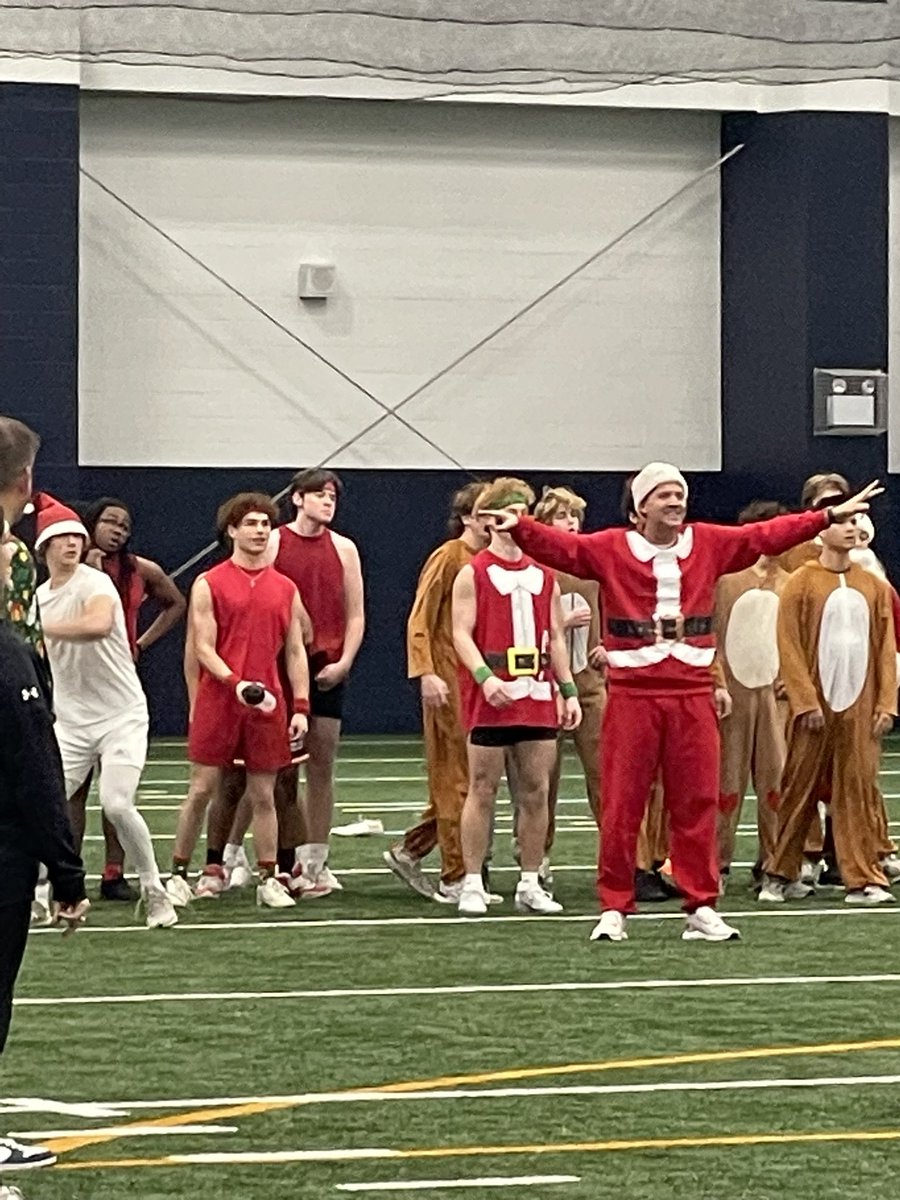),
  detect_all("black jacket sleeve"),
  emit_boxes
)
[0,627,86,906]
